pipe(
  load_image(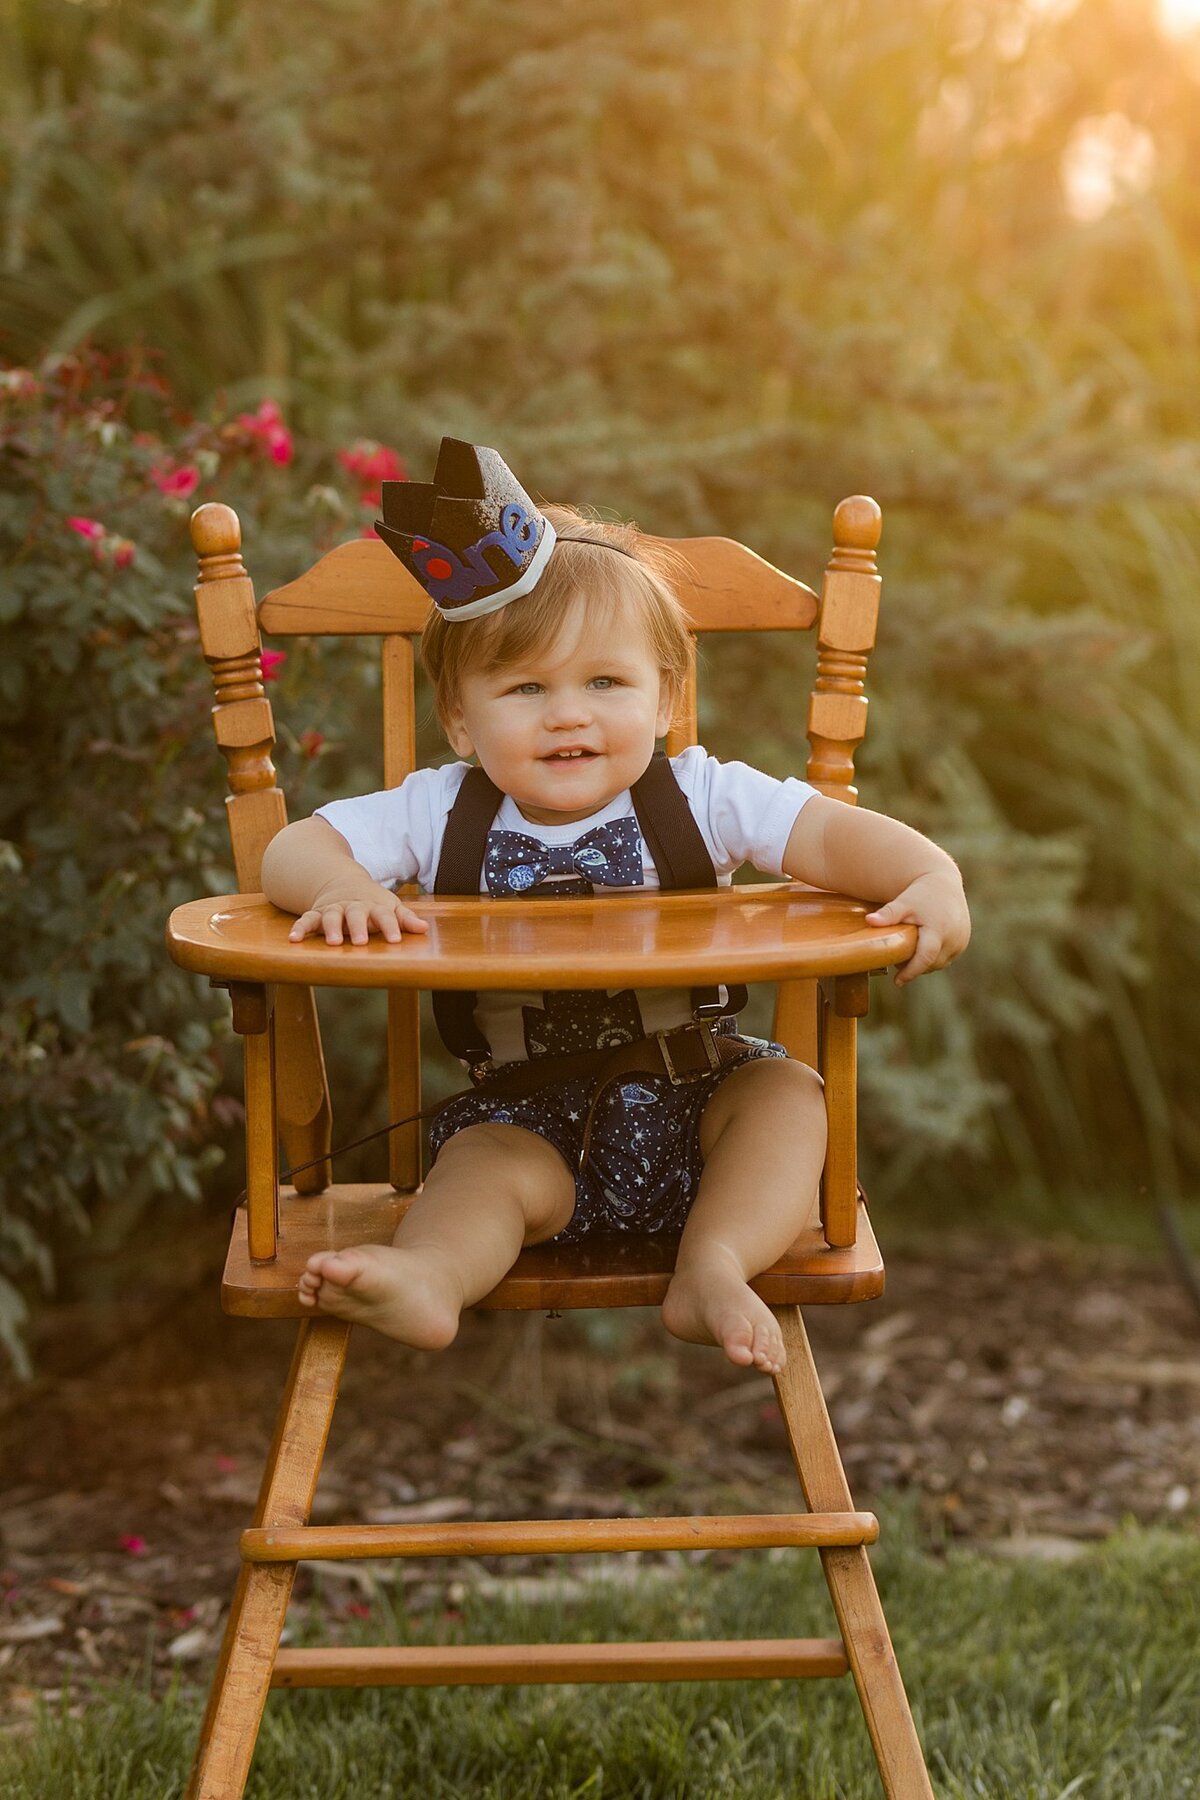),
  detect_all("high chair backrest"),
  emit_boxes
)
[190,498,883,1196]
